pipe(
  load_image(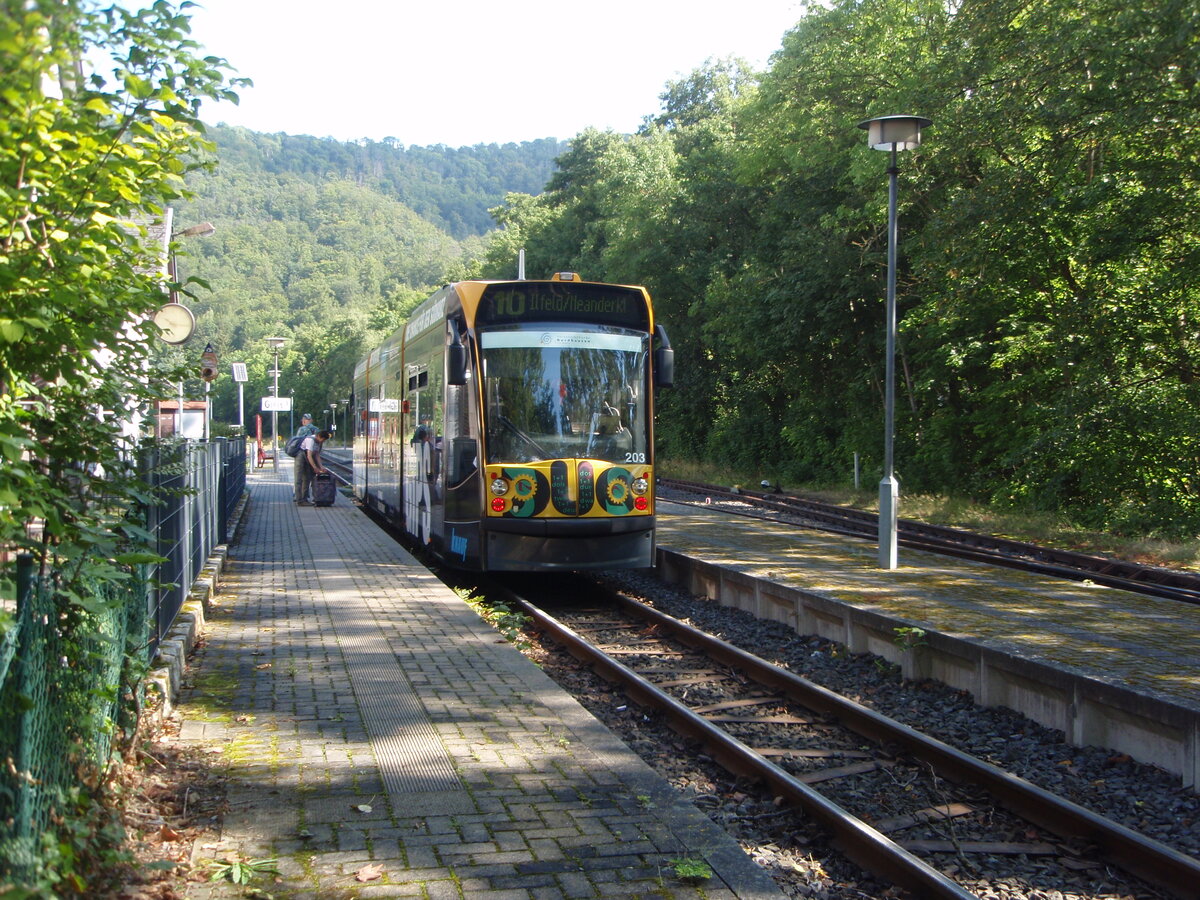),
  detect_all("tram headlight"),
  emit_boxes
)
[490,477,509,496]
[631,477,649,495]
